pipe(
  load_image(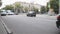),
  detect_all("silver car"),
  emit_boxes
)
[1,10,14,16]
